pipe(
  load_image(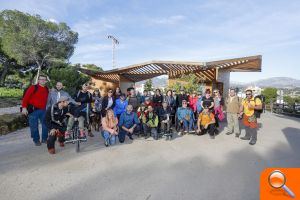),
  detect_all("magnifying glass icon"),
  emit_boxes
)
[268,170,295,198]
